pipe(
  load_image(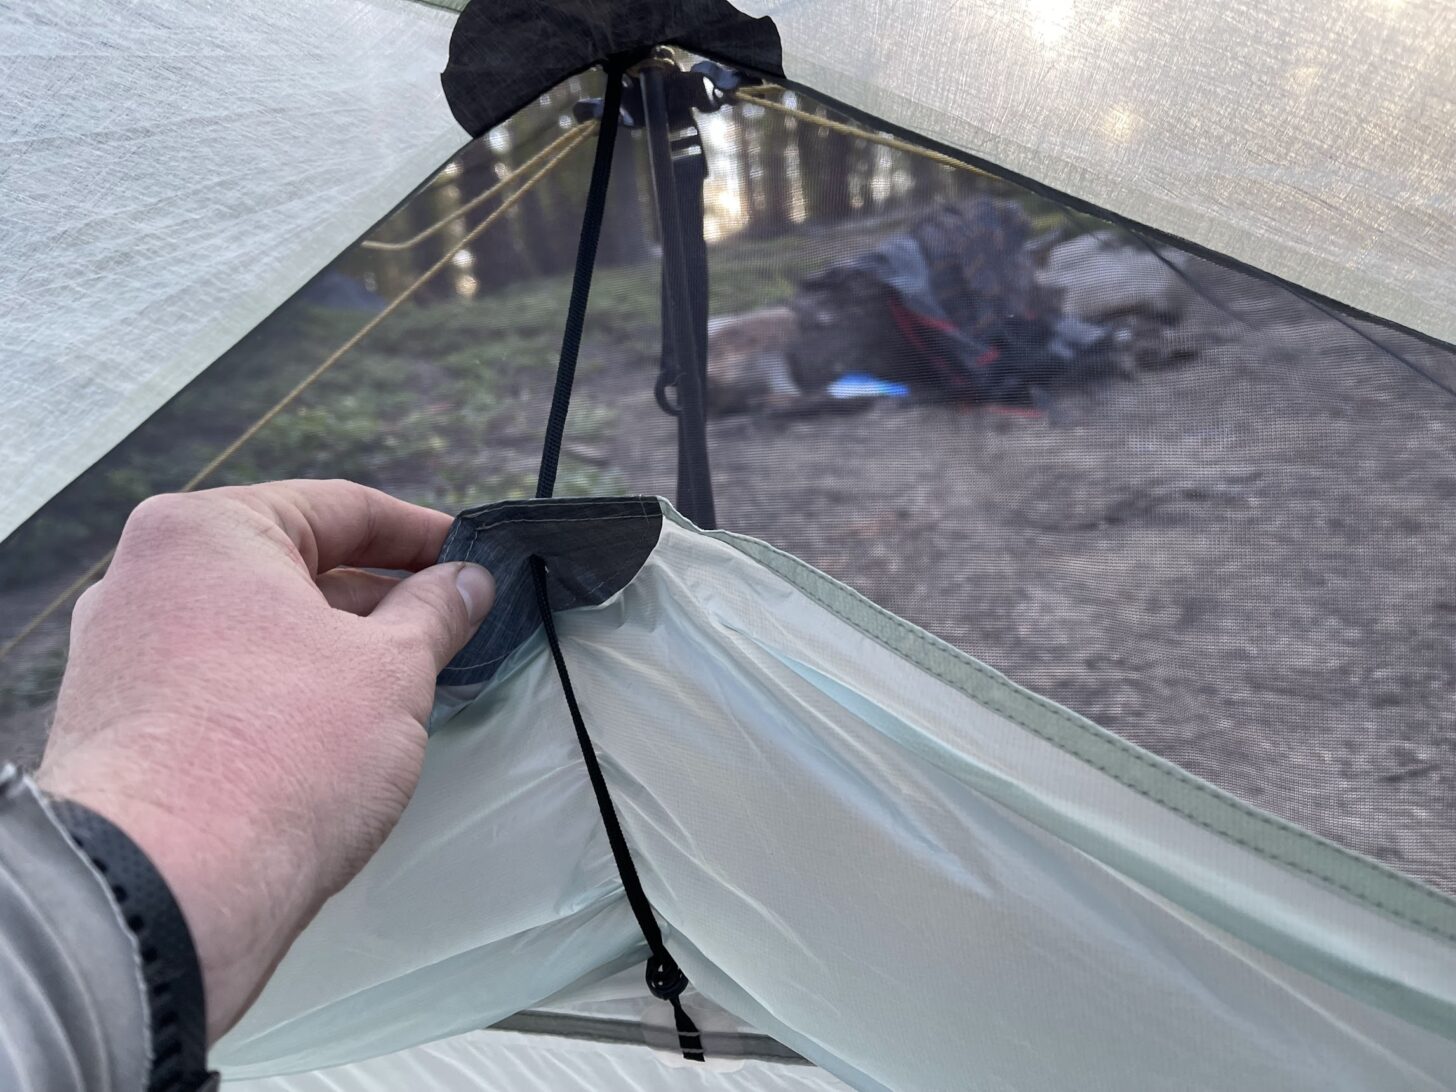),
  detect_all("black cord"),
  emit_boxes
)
[1098,212,1456,403]
[528,60,705,1062]
[535,63,627,500]
[530,556,705,1062]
